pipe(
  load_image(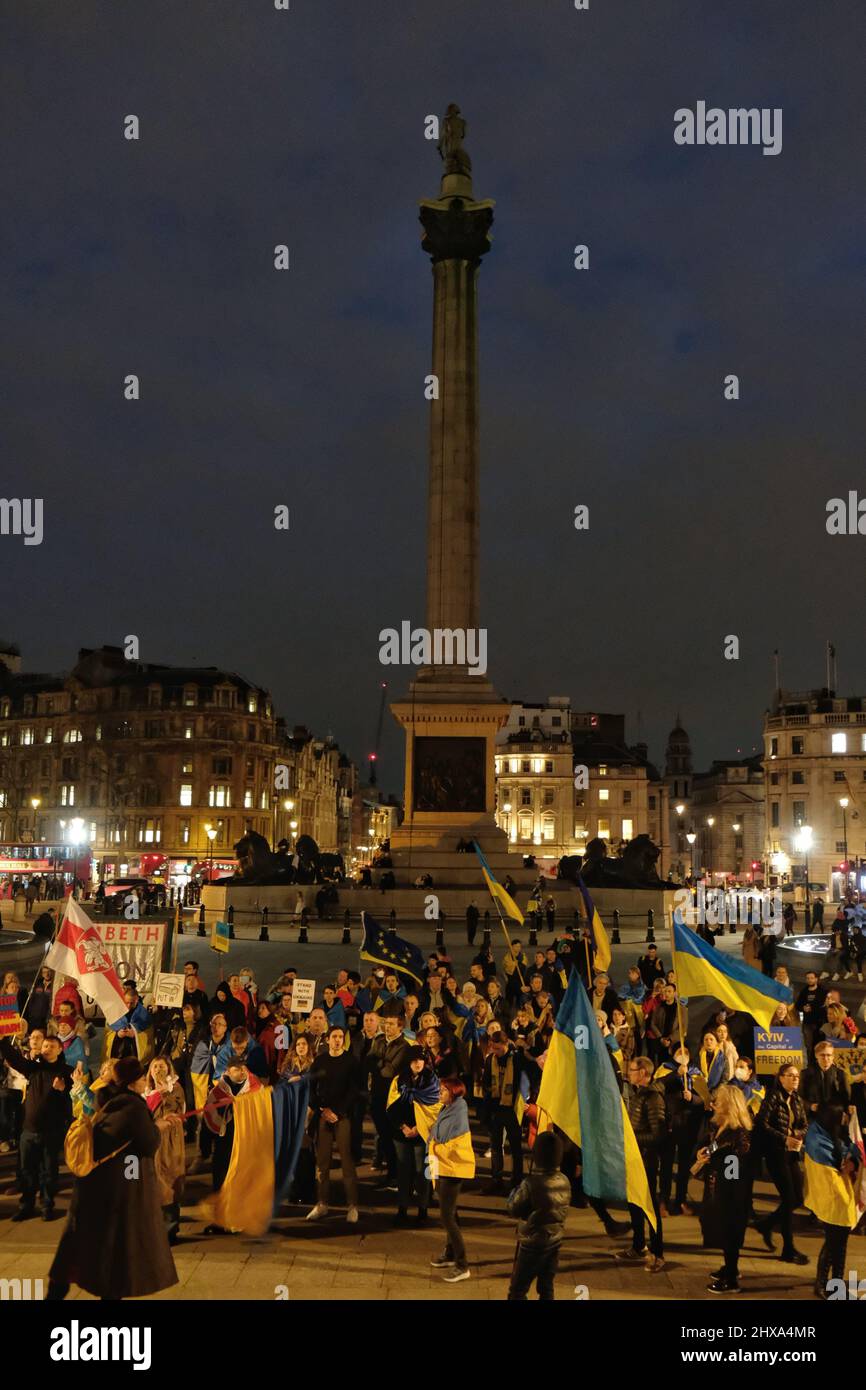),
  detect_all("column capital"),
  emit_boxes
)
[419,196,495,264]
